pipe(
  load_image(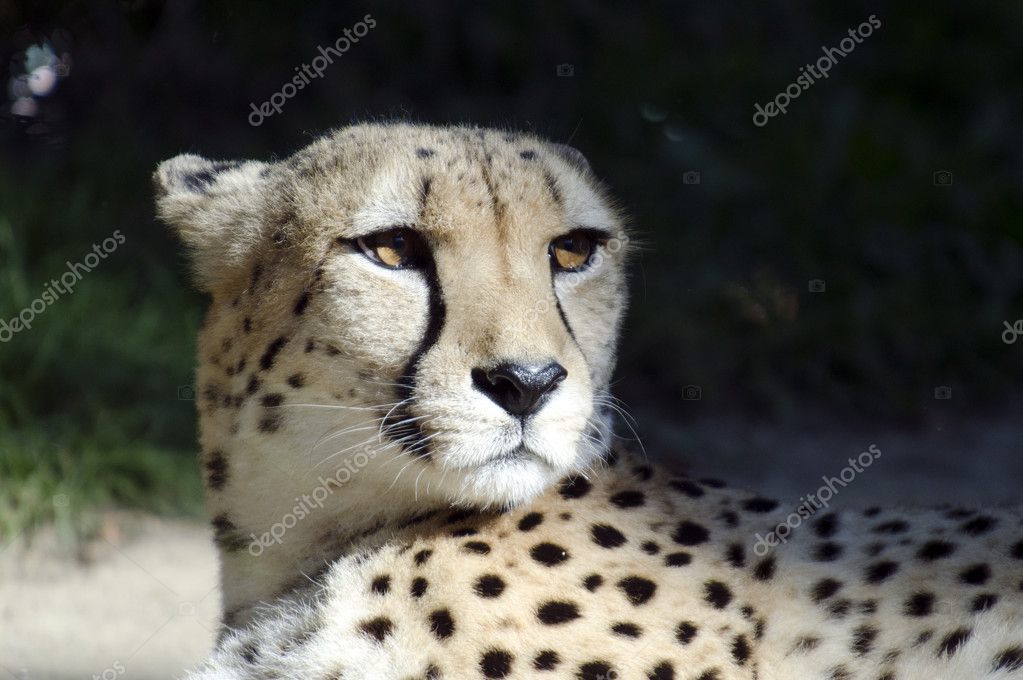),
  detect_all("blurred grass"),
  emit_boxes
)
[0,160,204,543]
